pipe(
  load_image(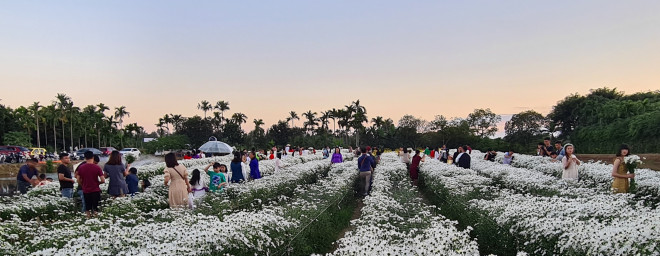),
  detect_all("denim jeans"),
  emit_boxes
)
[17,180,31,194]
[61,188,73,198]
[77,190,86,212]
